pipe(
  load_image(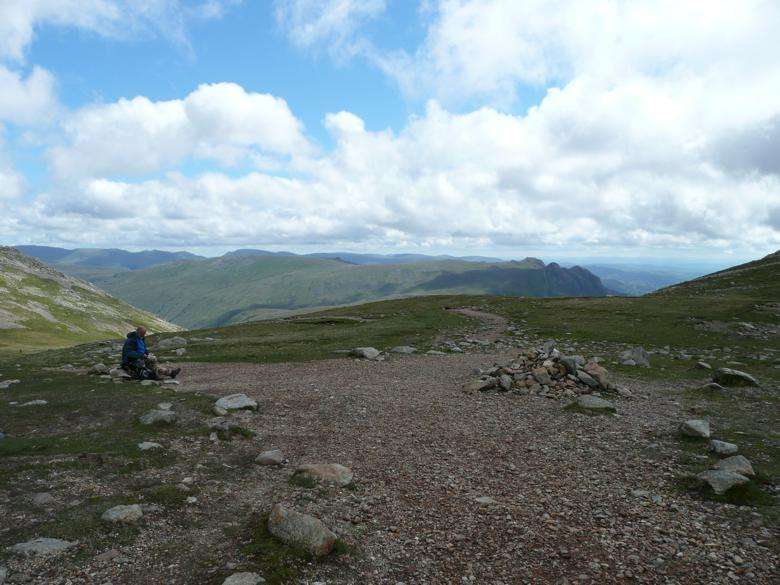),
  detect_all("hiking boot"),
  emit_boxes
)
[170,367,181,379]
